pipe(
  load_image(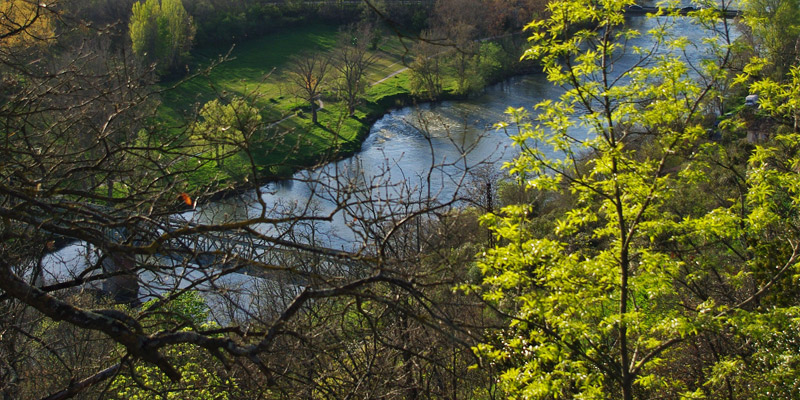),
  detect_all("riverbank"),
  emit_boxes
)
[179,75,528,206]
[159,26,536,199]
